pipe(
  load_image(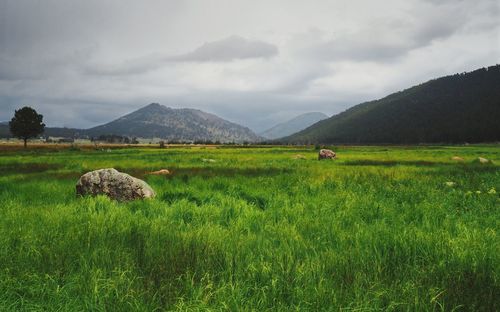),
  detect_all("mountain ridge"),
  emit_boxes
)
[282,64,500,144]
[2,65,500,144]
[259,112,328,140]
[0,103,260,142]
[86,103,260,142]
